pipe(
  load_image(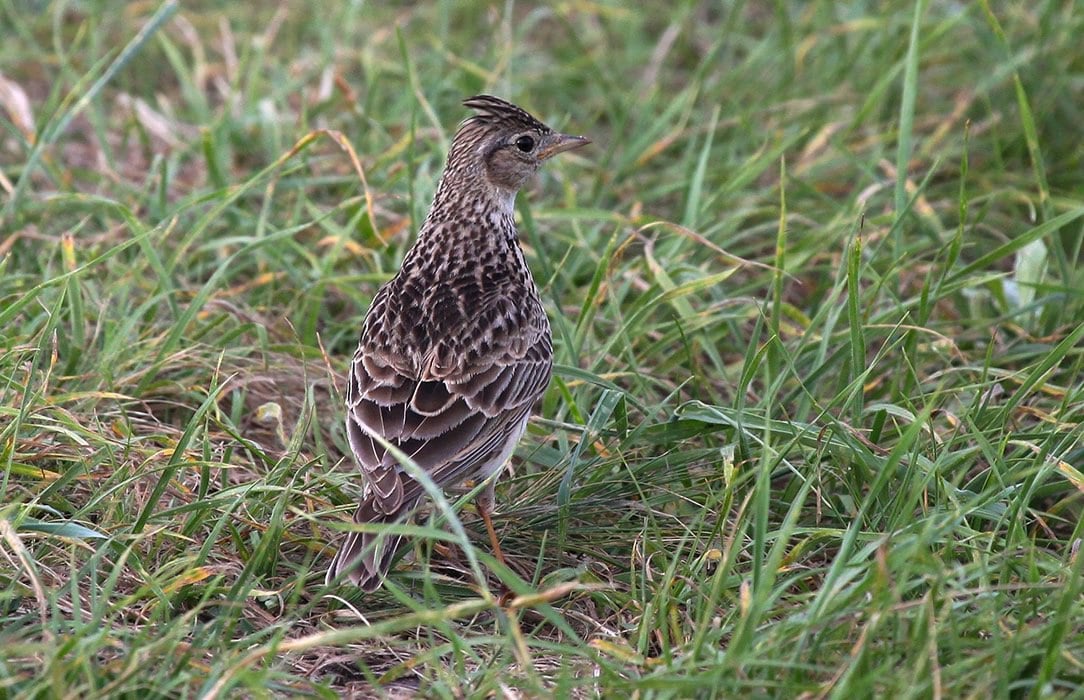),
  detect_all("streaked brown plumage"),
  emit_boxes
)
[326,95,589,590]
